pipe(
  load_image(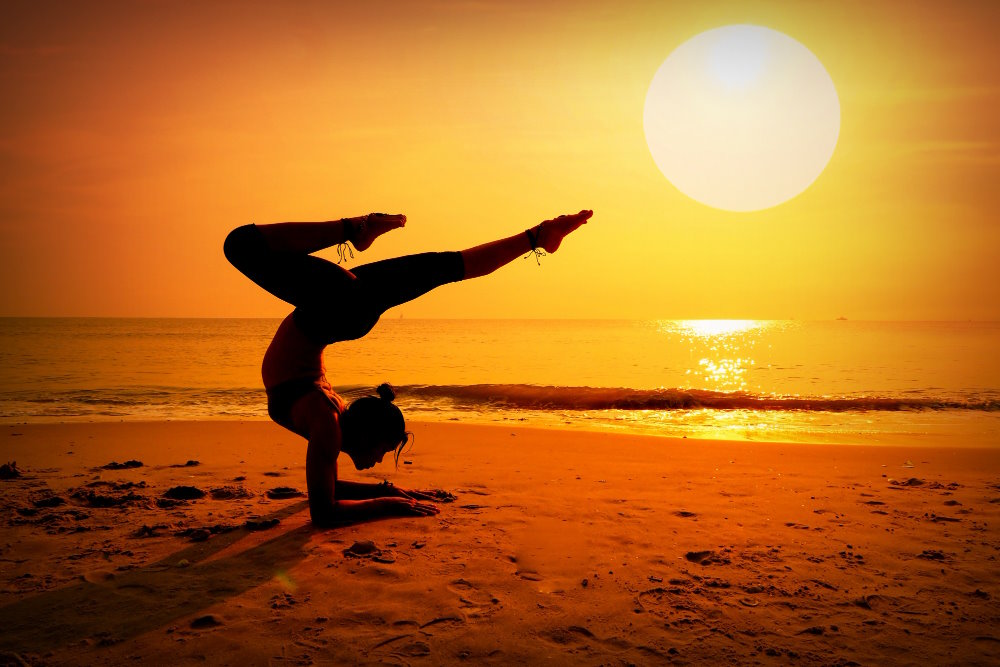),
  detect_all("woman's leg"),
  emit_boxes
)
[255,218,353,254]
[254,214,406,254]
[460,209,591,279]
[226,209,591,342]
[351,209,593,315]
[223,214,406,308]
[224,224,355,309]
